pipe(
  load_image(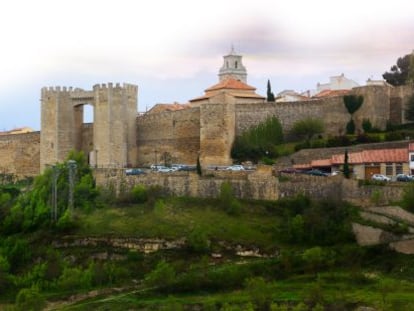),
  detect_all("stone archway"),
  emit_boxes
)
[40,83,138,171]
